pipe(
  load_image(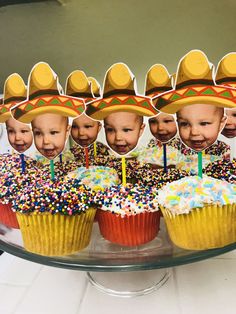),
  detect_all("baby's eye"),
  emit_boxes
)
[85,125,93,129]
[33,131,41,136]
[50,130,59,135]
[7,129,14,134]
[123,128,132,132]
[164,119,174,124]
[178,121,188,127]
[21,129,29,134]
[105,127,114,133]
[200,121,211,126]
[232,113,236,118]
[149,120,156,124]
[72,125,78,129]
